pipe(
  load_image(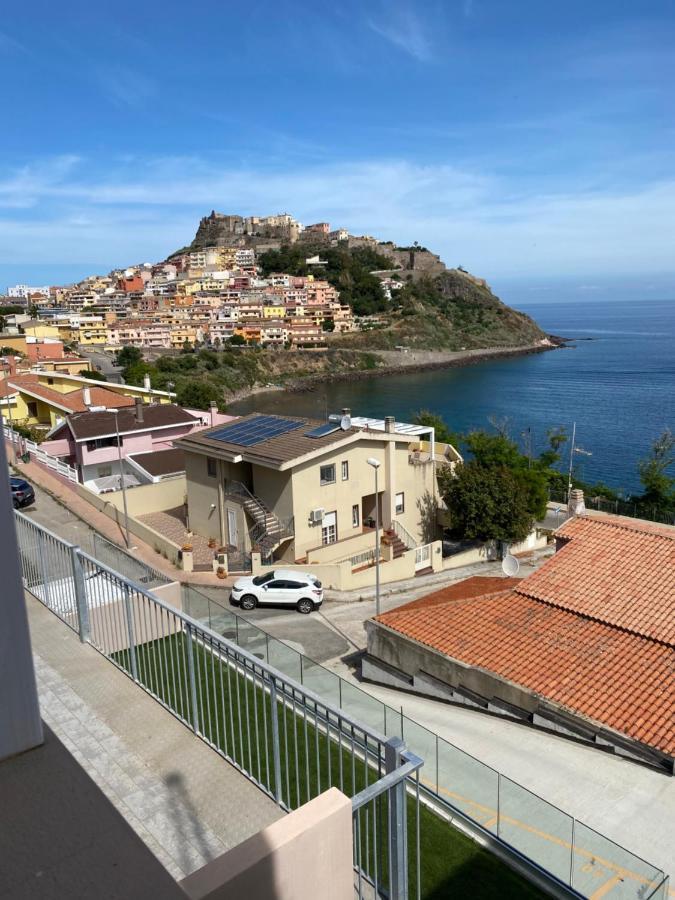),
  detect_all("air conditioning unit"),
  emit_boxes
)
[309,508,325,524]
